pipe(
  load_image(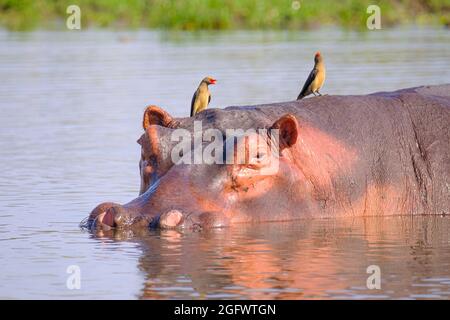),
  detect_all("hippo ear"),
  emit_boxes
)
[142,105,179,130]
[136,134,144,146]
[270,114,299,151]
